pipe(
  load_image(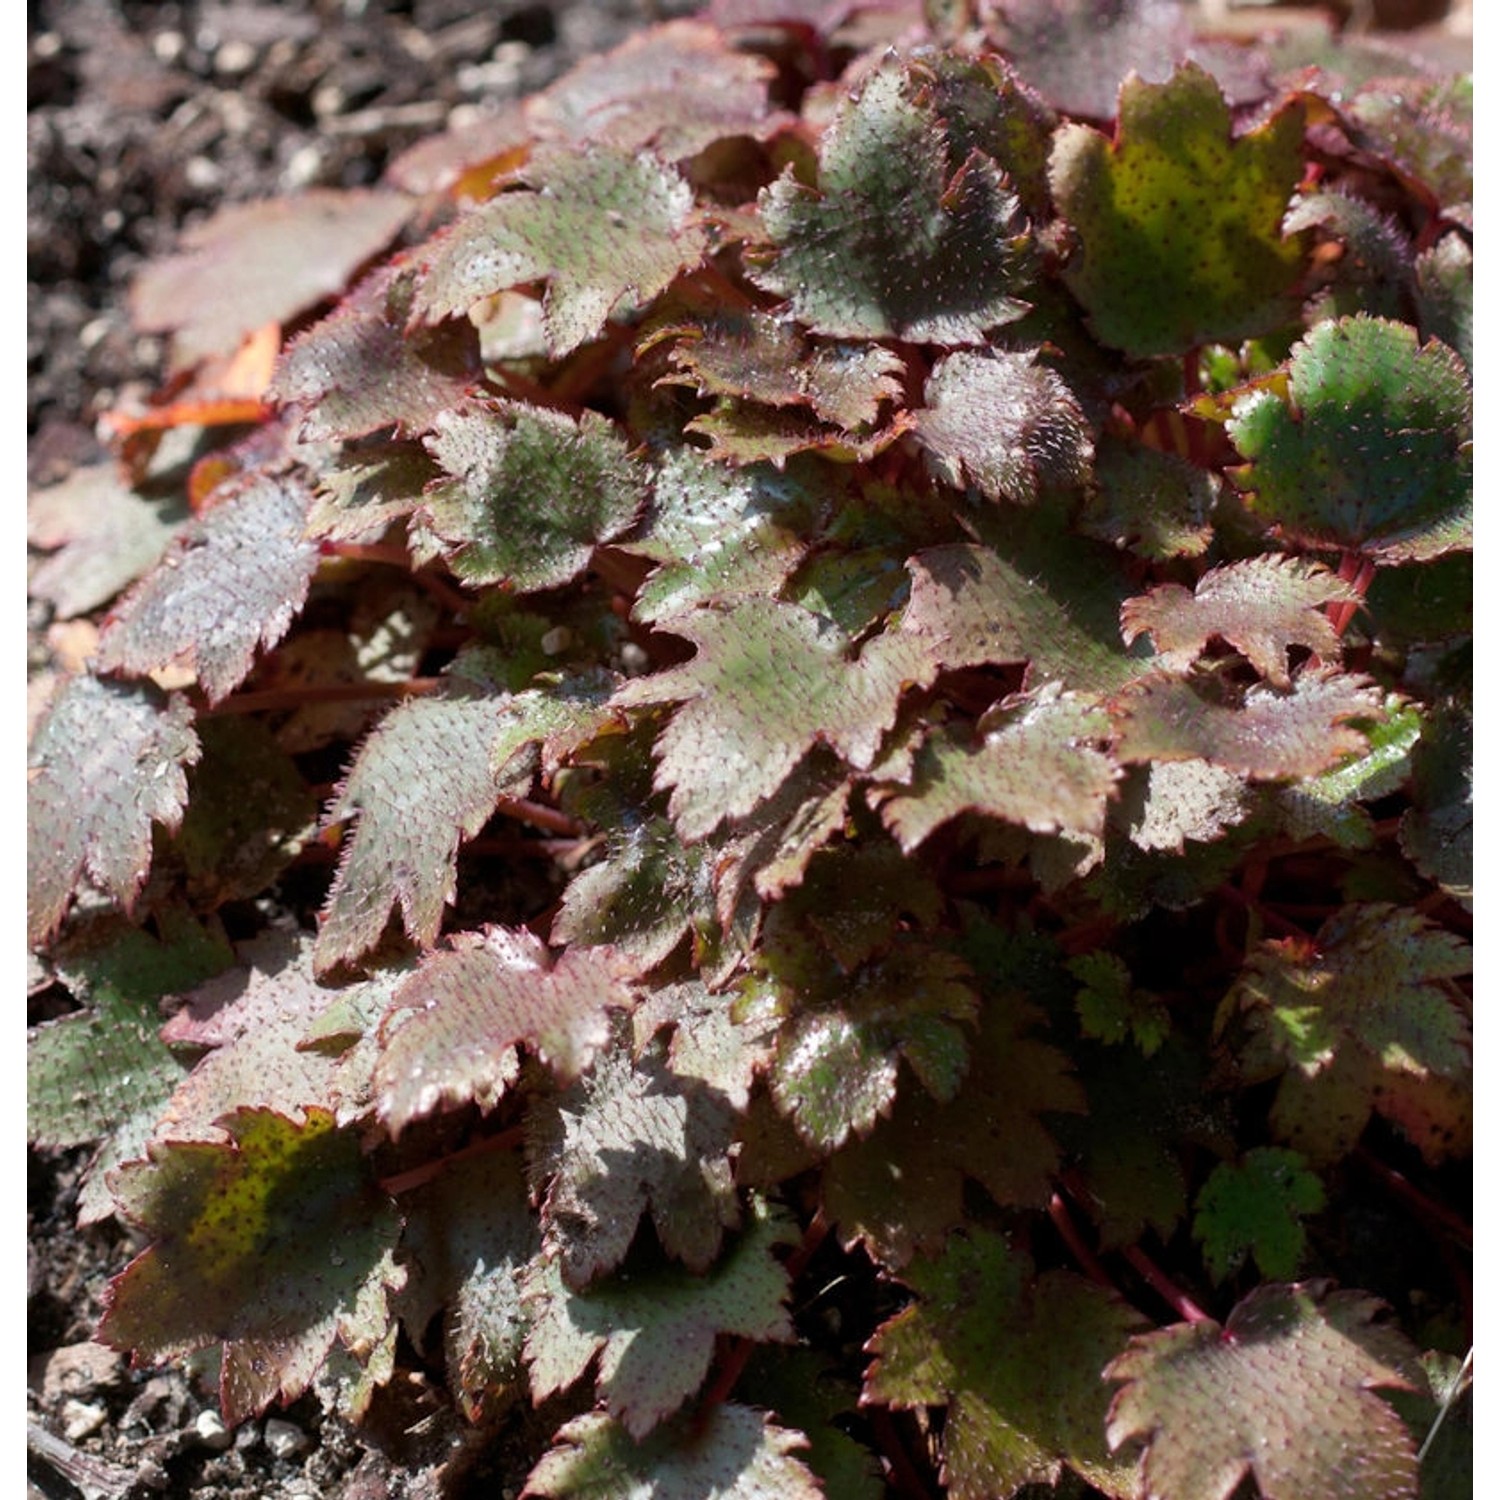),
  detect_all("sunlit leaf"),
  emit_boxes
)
[1193,1146,1325,1283]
